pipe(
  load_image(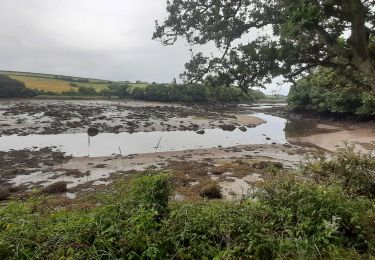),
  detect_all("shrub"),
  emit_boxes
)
[130,173,170,215]
[302,145,375,198]
[0,75,37,98]
[199,183,223,199]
